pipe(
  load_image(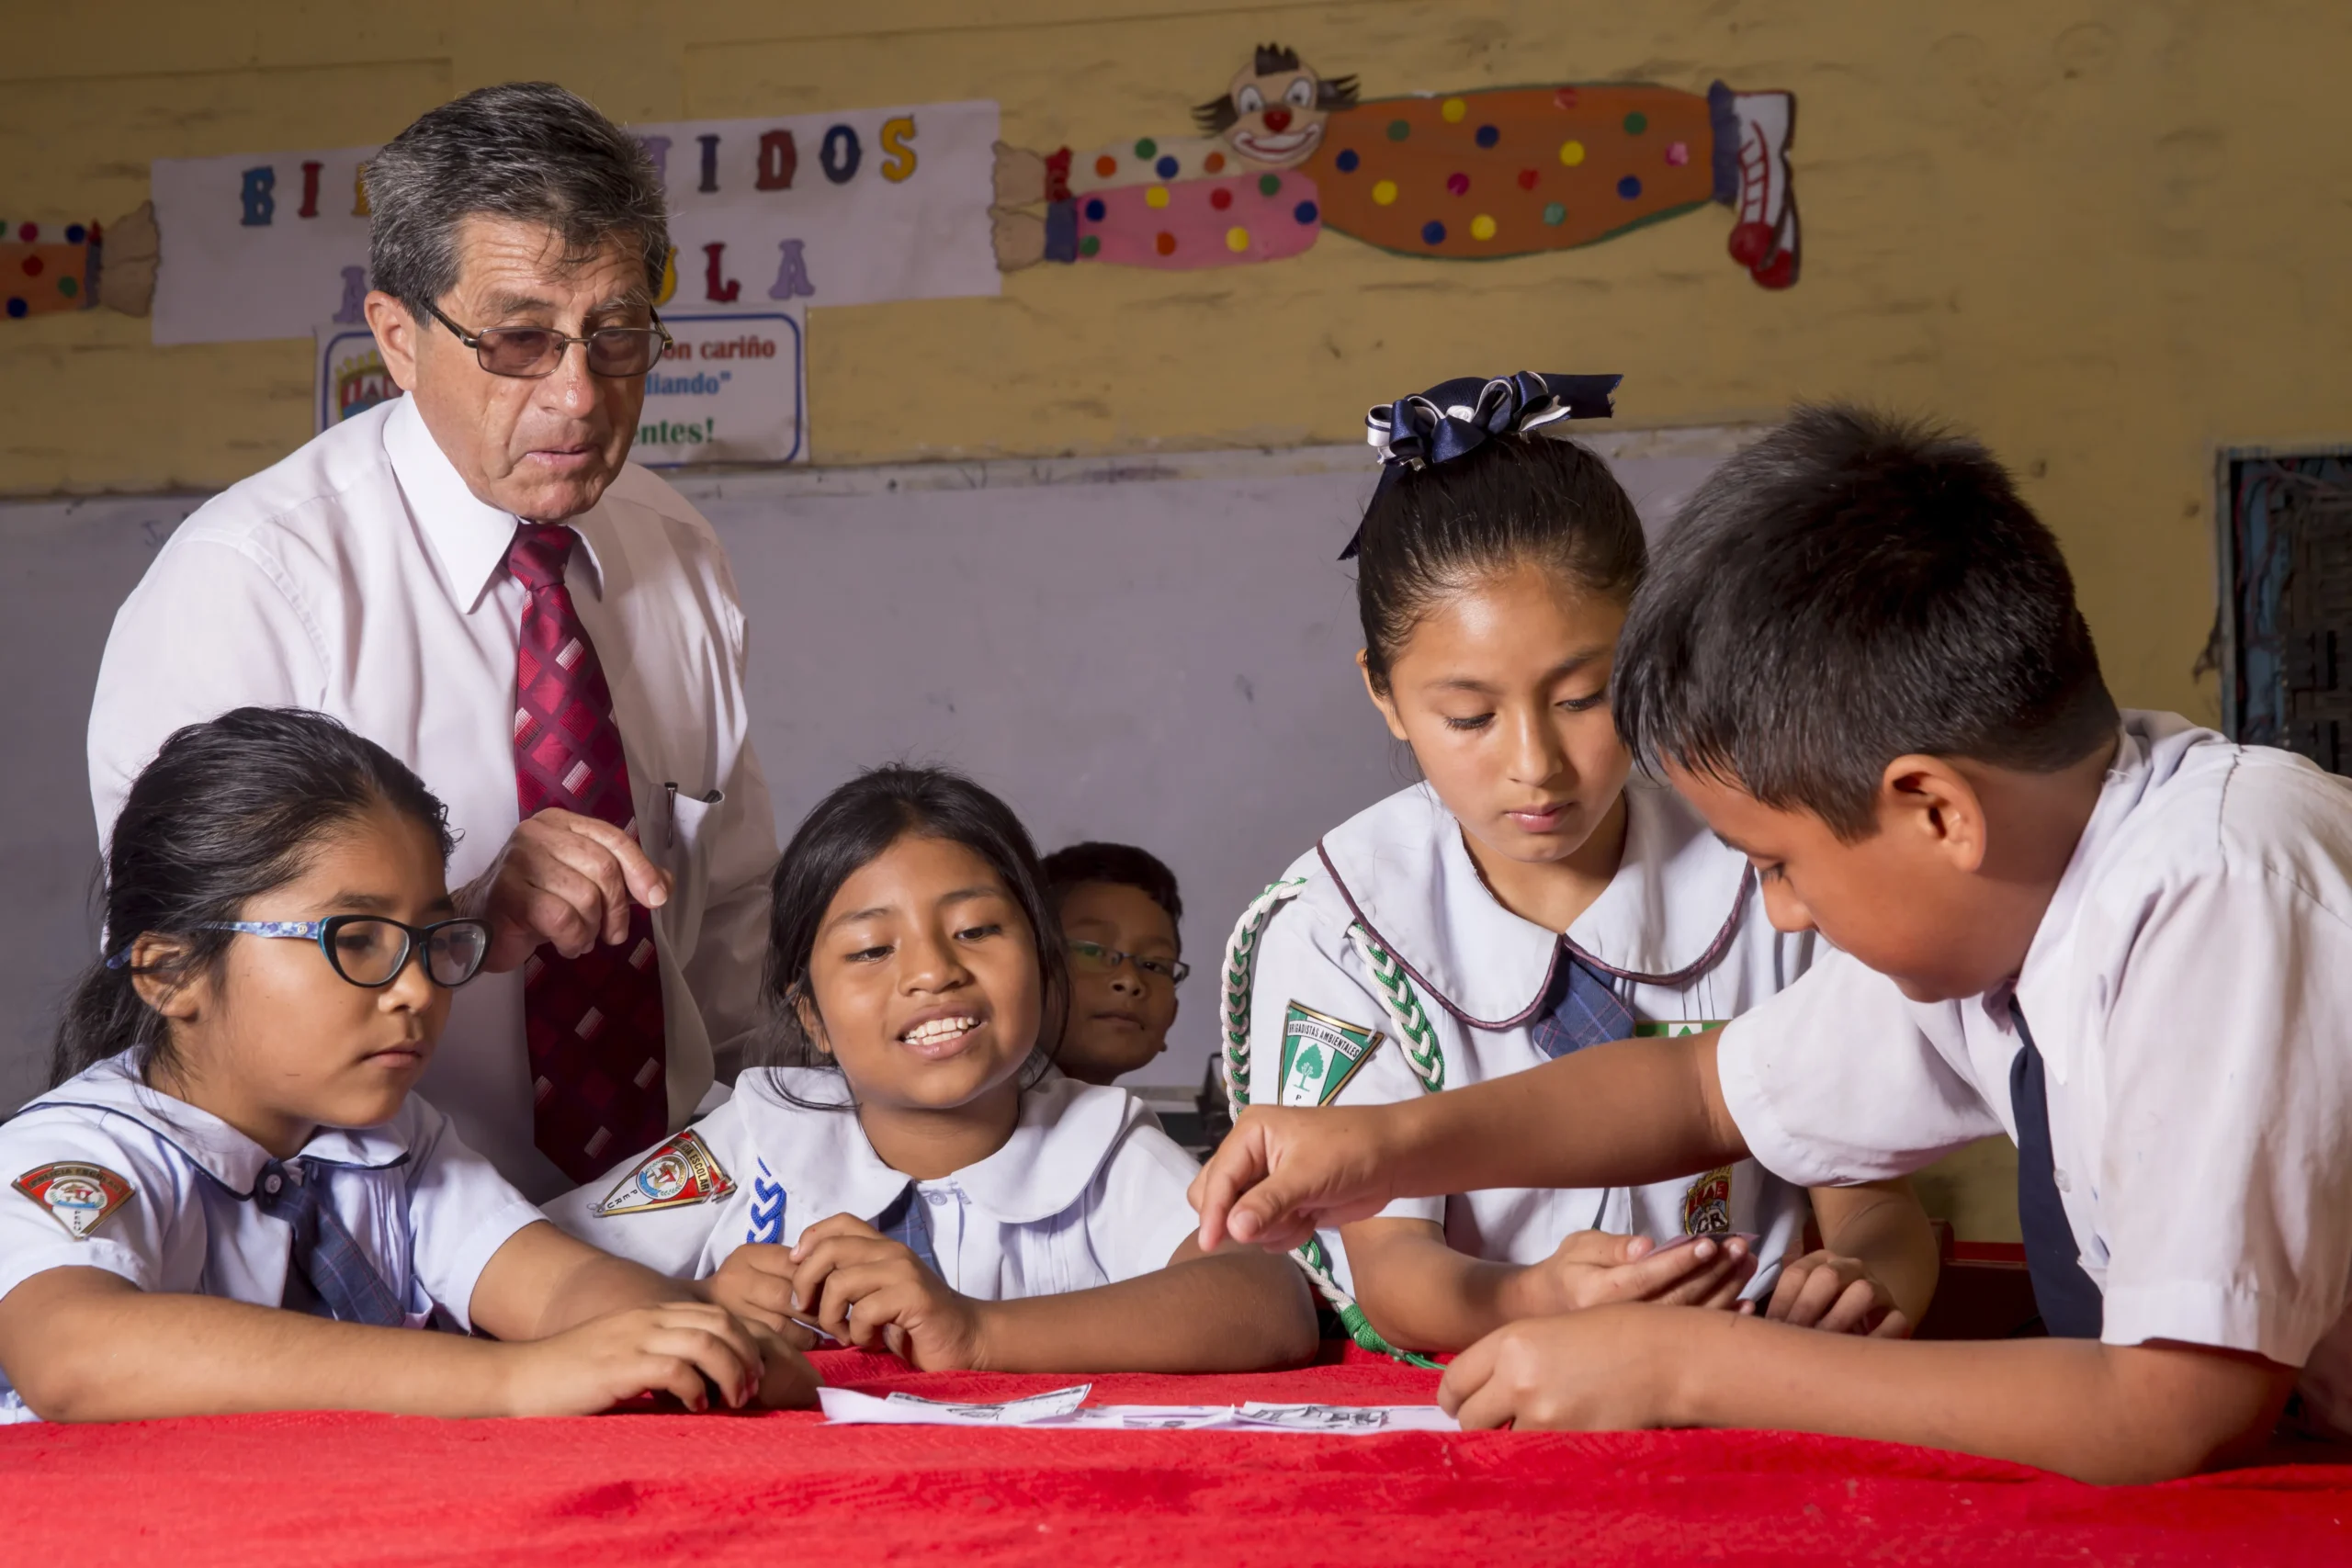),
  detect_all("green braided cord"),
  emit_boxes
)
[1218,878,1306,1116]
[1217,877,1442,1371]
[1349,926,1446,1095]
